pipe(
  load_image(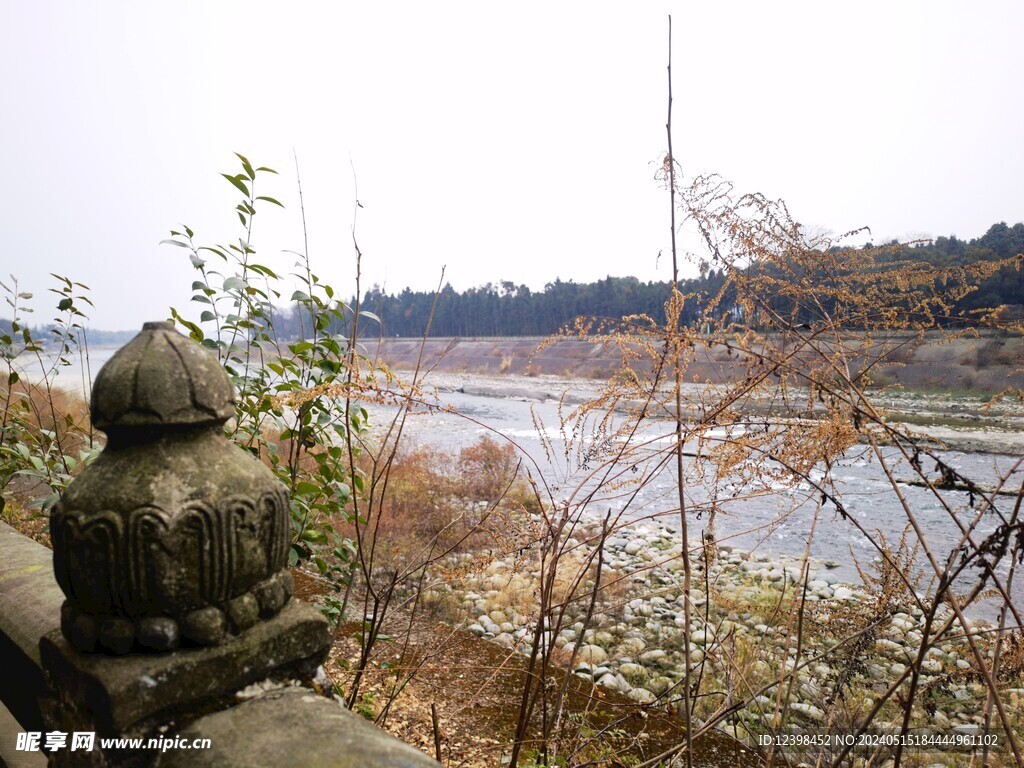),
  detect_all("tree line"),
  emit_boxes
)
[5,222,1022,343]
[352,221,1024,337]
